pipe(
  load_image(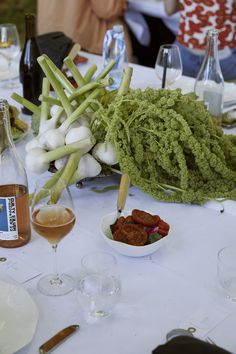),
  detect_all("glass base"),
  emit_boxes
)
[37,273,75,296]
[89,310,110,318]
[84,310,111,324]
